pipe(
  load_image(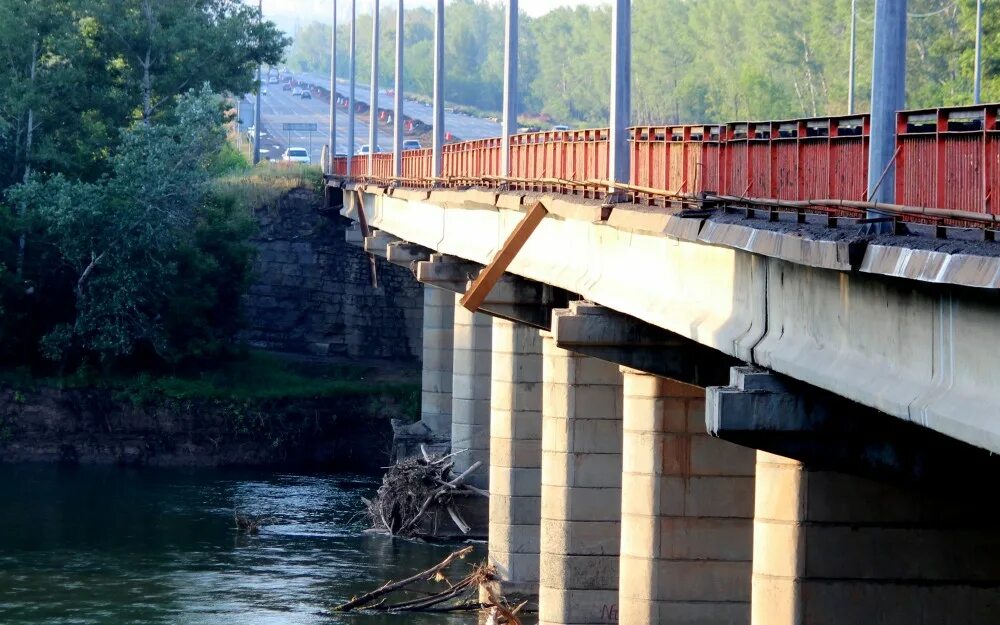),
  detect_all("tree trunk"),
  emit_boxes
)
[16,39,38,282]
